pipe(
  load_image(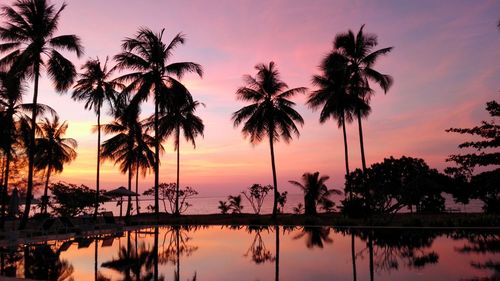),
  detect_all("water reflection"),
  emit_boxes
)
[0,226,498,280]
